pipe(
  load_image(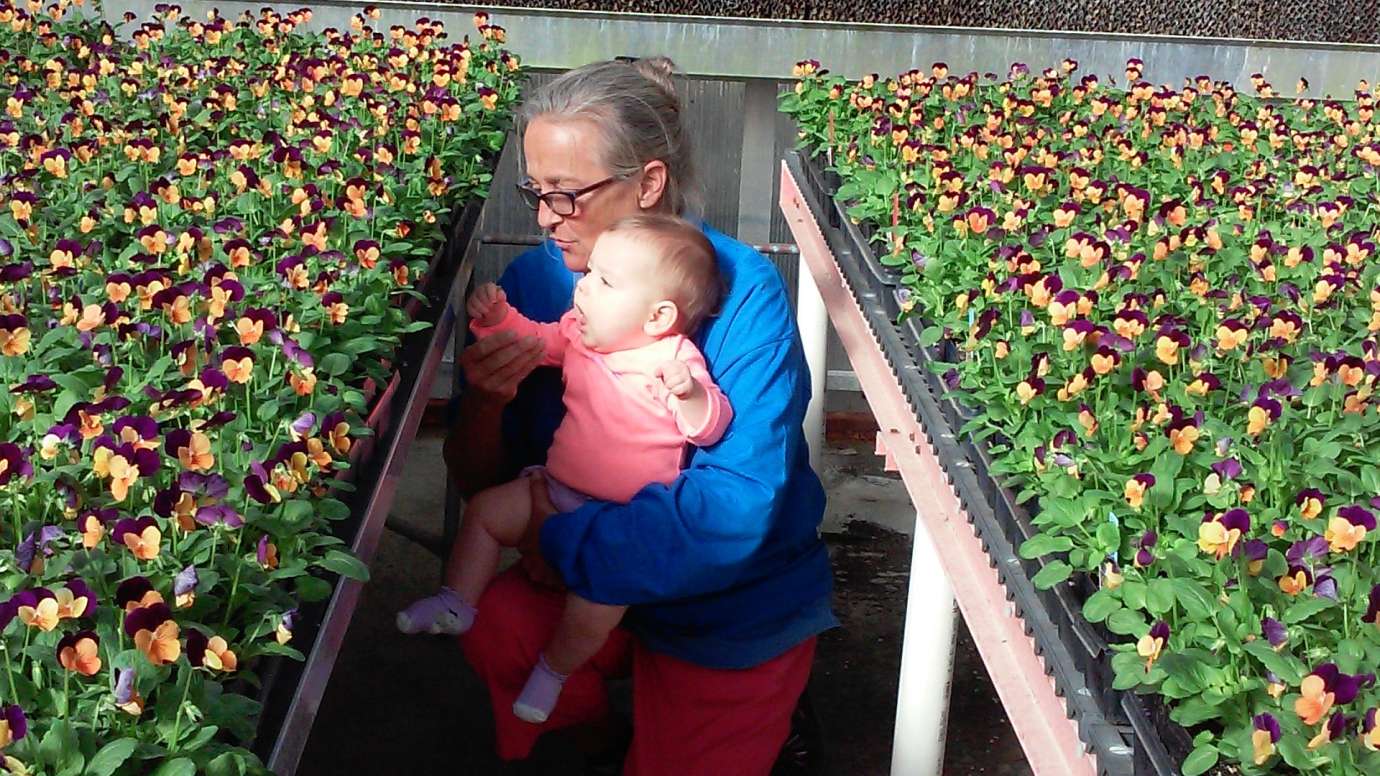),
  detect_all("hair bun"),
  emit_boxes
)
[632,56,680,111]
